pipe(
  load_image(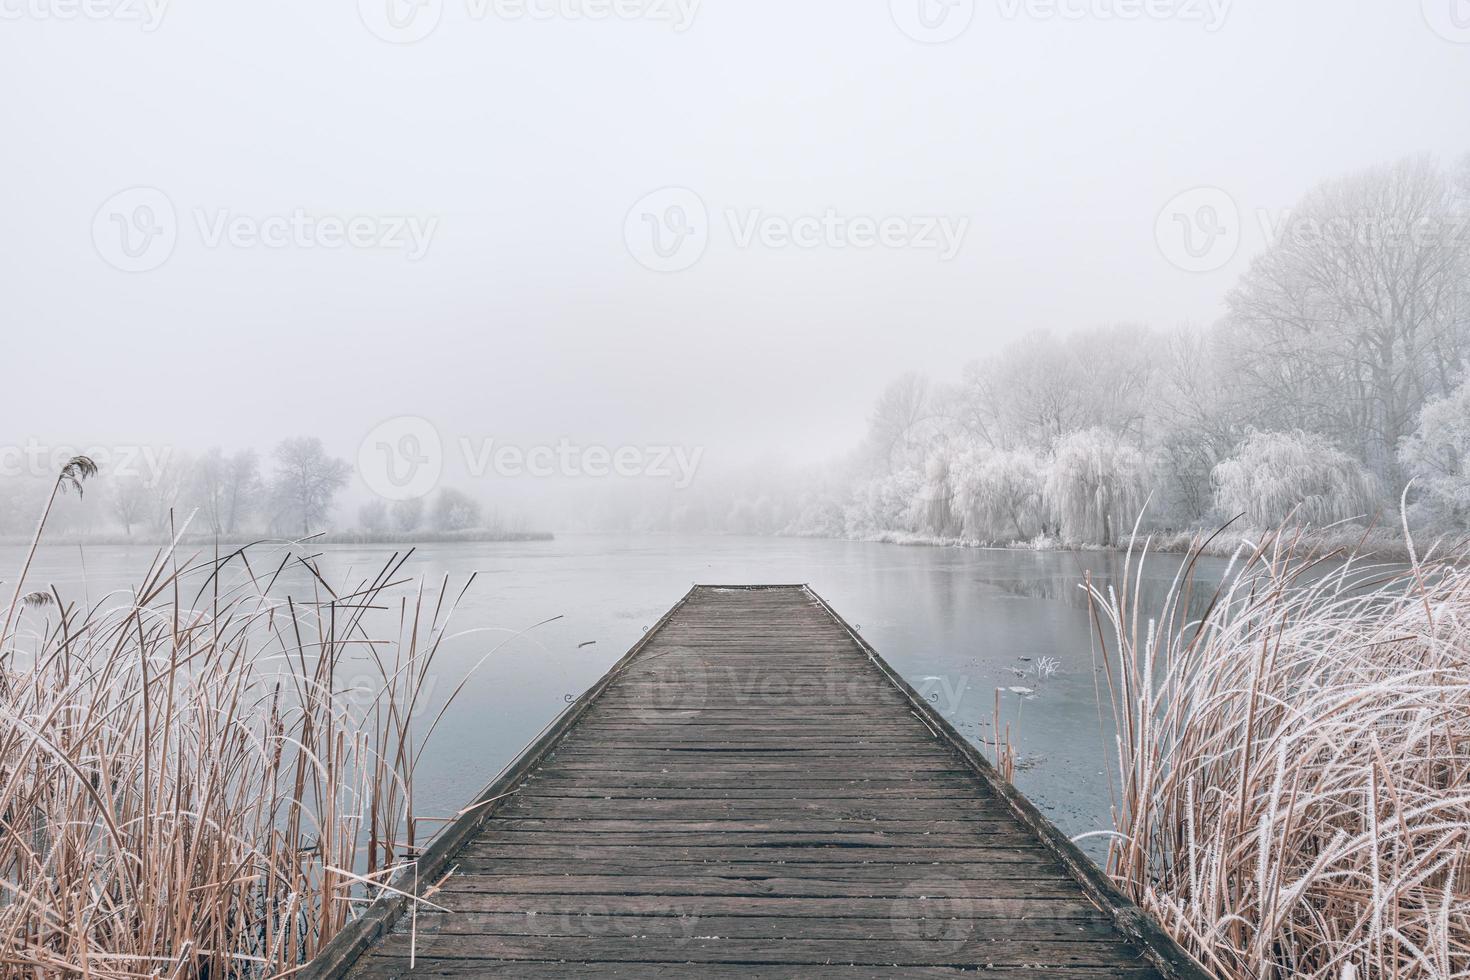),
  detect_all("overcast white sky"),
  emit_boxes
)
[3,0,1468,476]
